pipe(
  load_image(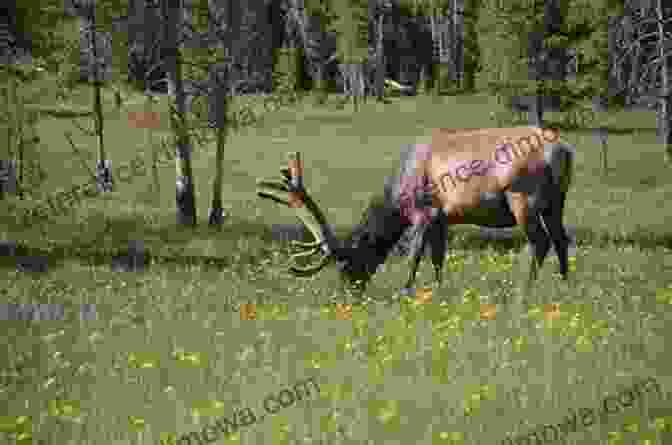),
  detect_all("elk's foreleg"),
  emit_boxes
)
[508,192,551,288]
[402,223,430,293]
[427,209,448,287]
[401,206,447,294]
